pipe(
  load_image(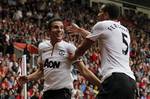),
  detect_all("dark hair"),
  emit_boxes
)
[48,16,62,28]
[102,3,120,19]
